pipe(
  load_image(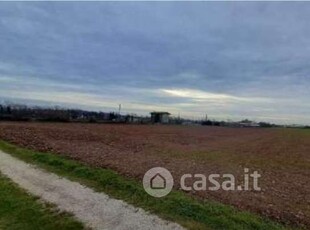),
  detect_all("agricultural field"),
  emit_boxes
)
[0,122,309,228]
